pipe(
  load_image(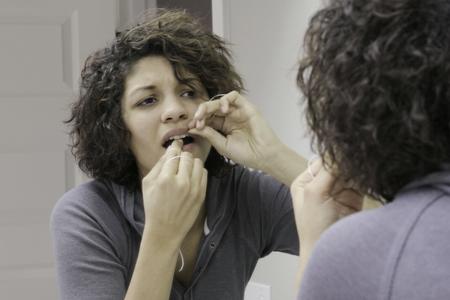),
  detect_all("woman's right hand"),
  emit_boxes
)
[141,140,208,243]
[187,91,307,186]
